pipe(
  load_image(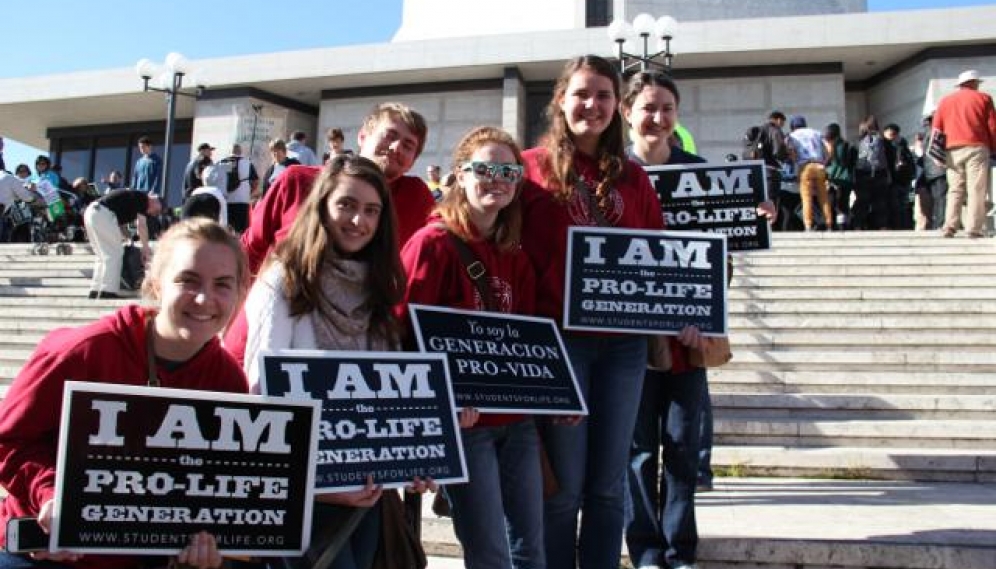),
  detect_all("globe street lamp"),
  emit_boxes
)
[607,14,678,75]
[135,52,205,207]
